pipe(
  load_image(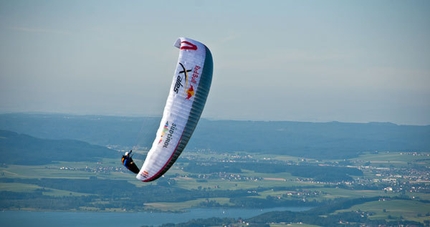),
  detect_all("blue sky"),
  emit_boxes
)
[1,0,429,125]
